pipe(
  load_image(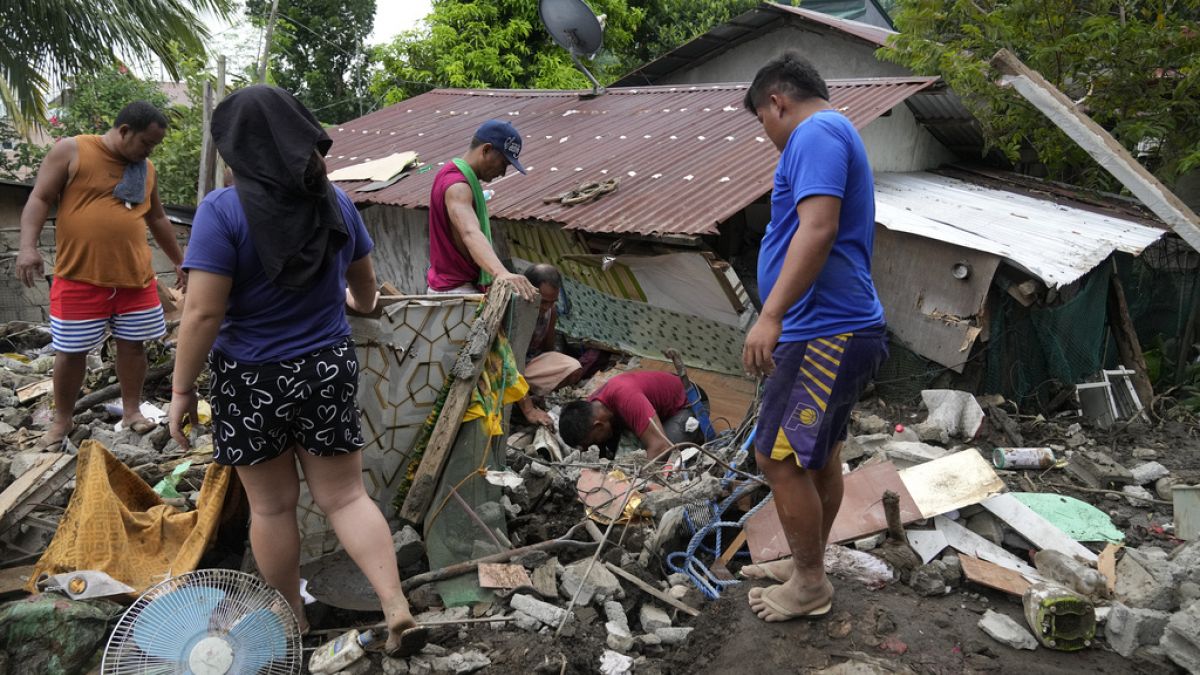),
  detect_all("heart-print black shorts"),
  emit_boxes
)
[208,338,364,466]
